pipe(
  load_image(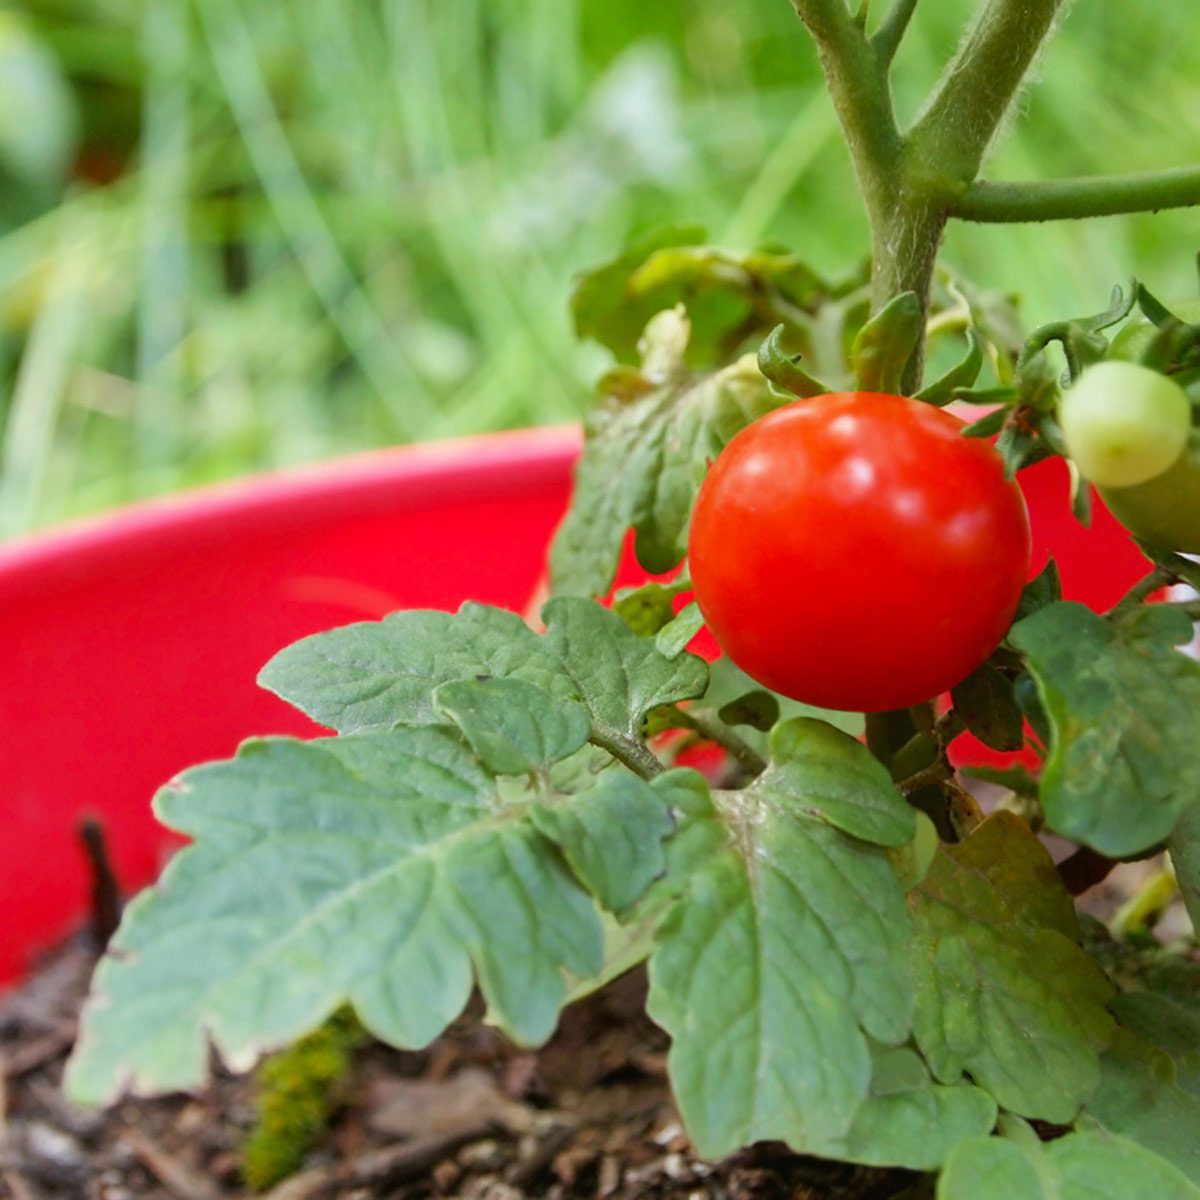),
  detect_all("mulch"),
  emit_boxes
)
[0,936,916,1200]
